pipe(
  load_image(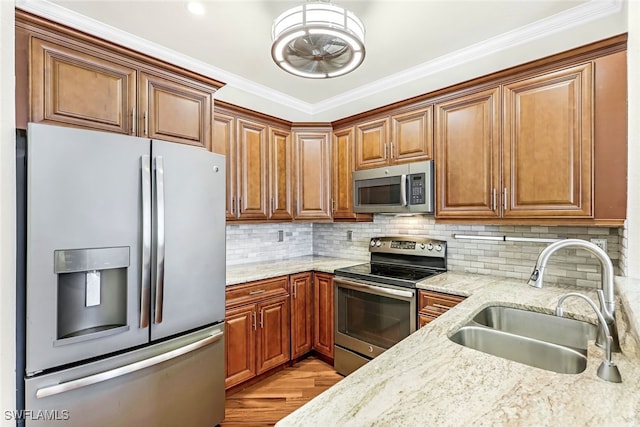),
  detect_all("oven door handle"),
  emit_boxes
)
[336,278,415,299]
